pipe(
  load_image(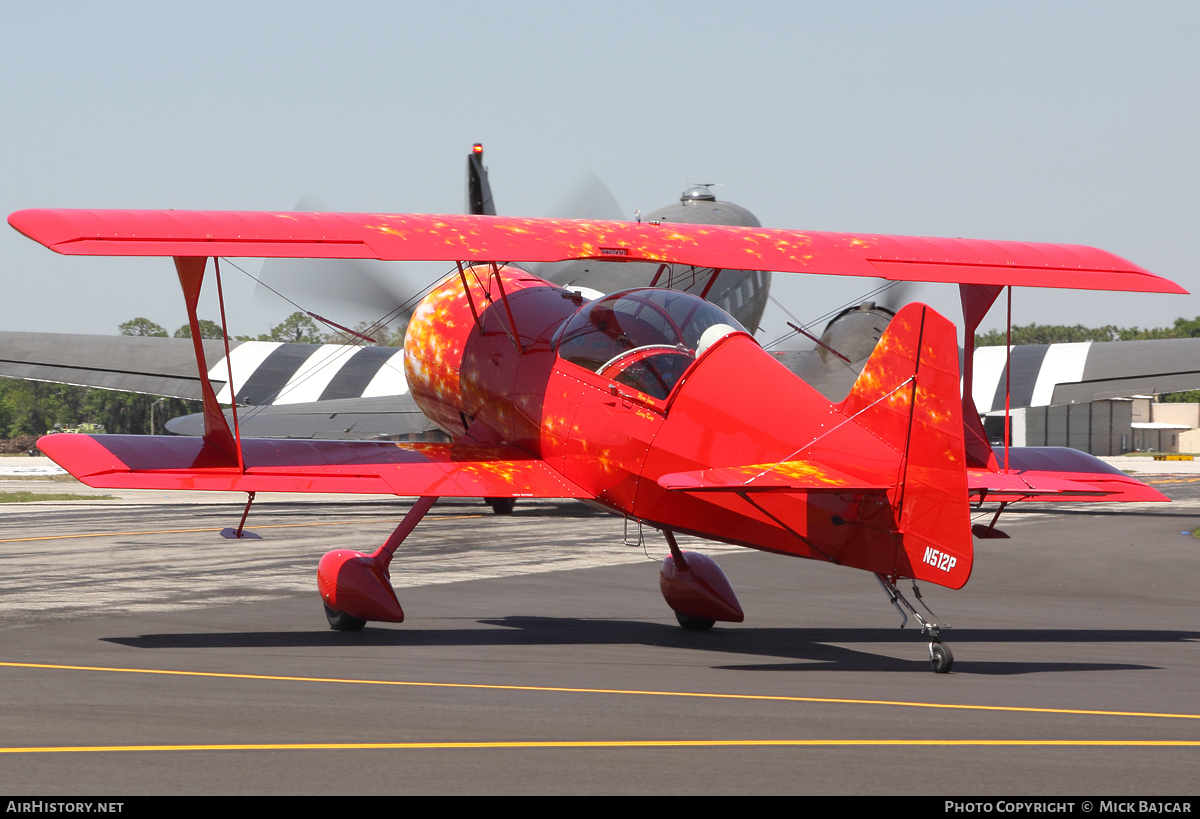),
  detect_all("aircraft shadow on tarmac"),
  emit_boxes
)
[102,618,1187,675]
